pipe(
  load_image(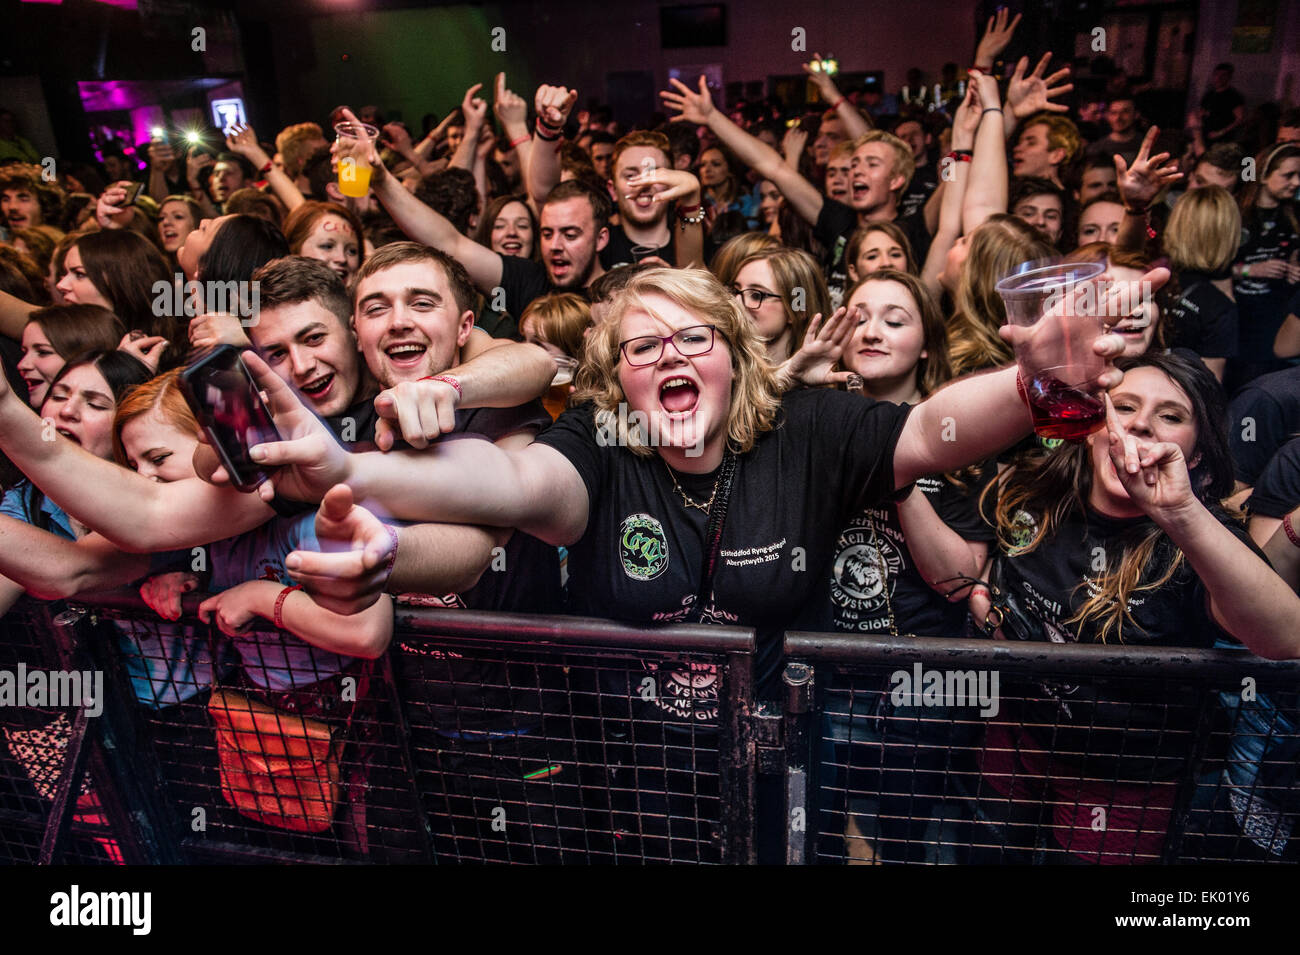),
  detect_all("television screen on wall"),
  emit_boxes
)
[661,4,726,48]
